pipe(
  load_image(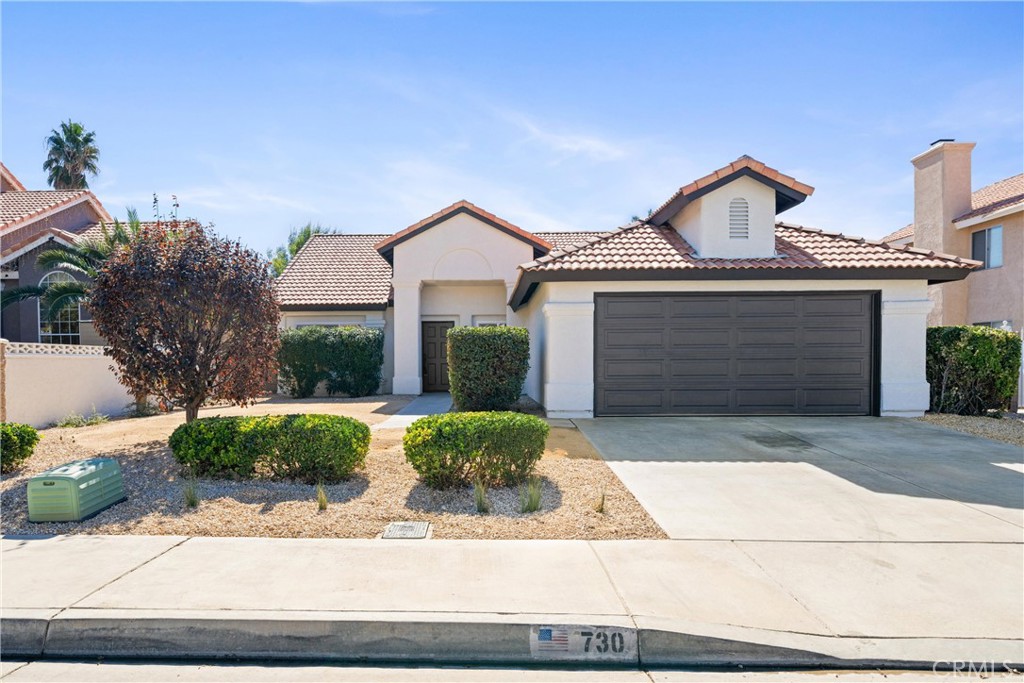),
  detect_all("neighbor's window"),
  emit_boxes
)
[728,198,749,239]
[971,225,1003,269]
[38,271,80,345]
